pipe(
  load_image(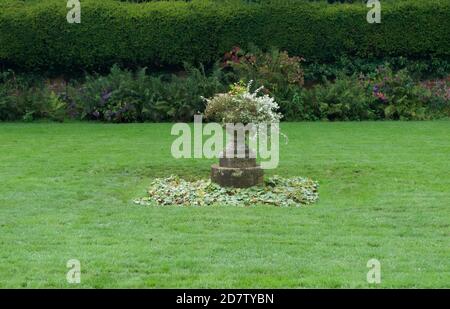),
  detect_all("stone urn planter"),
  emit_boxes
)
[204,81,282,188]
[211,129,264,188]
